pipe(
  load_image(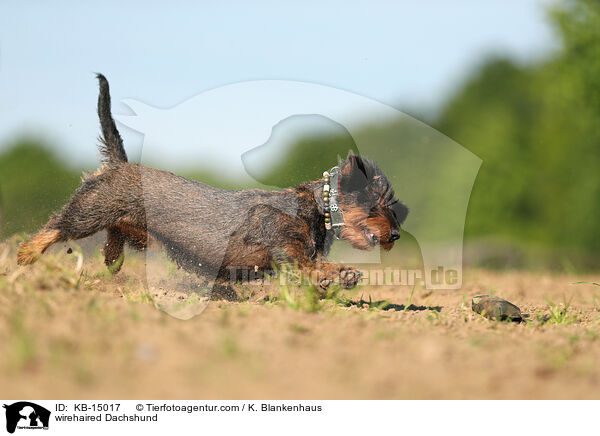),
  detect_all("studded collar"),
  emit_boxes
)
[322,166,345,238]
